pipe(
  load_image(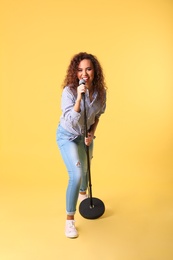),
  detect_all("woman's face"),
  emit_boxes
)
[77,59,94,89]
